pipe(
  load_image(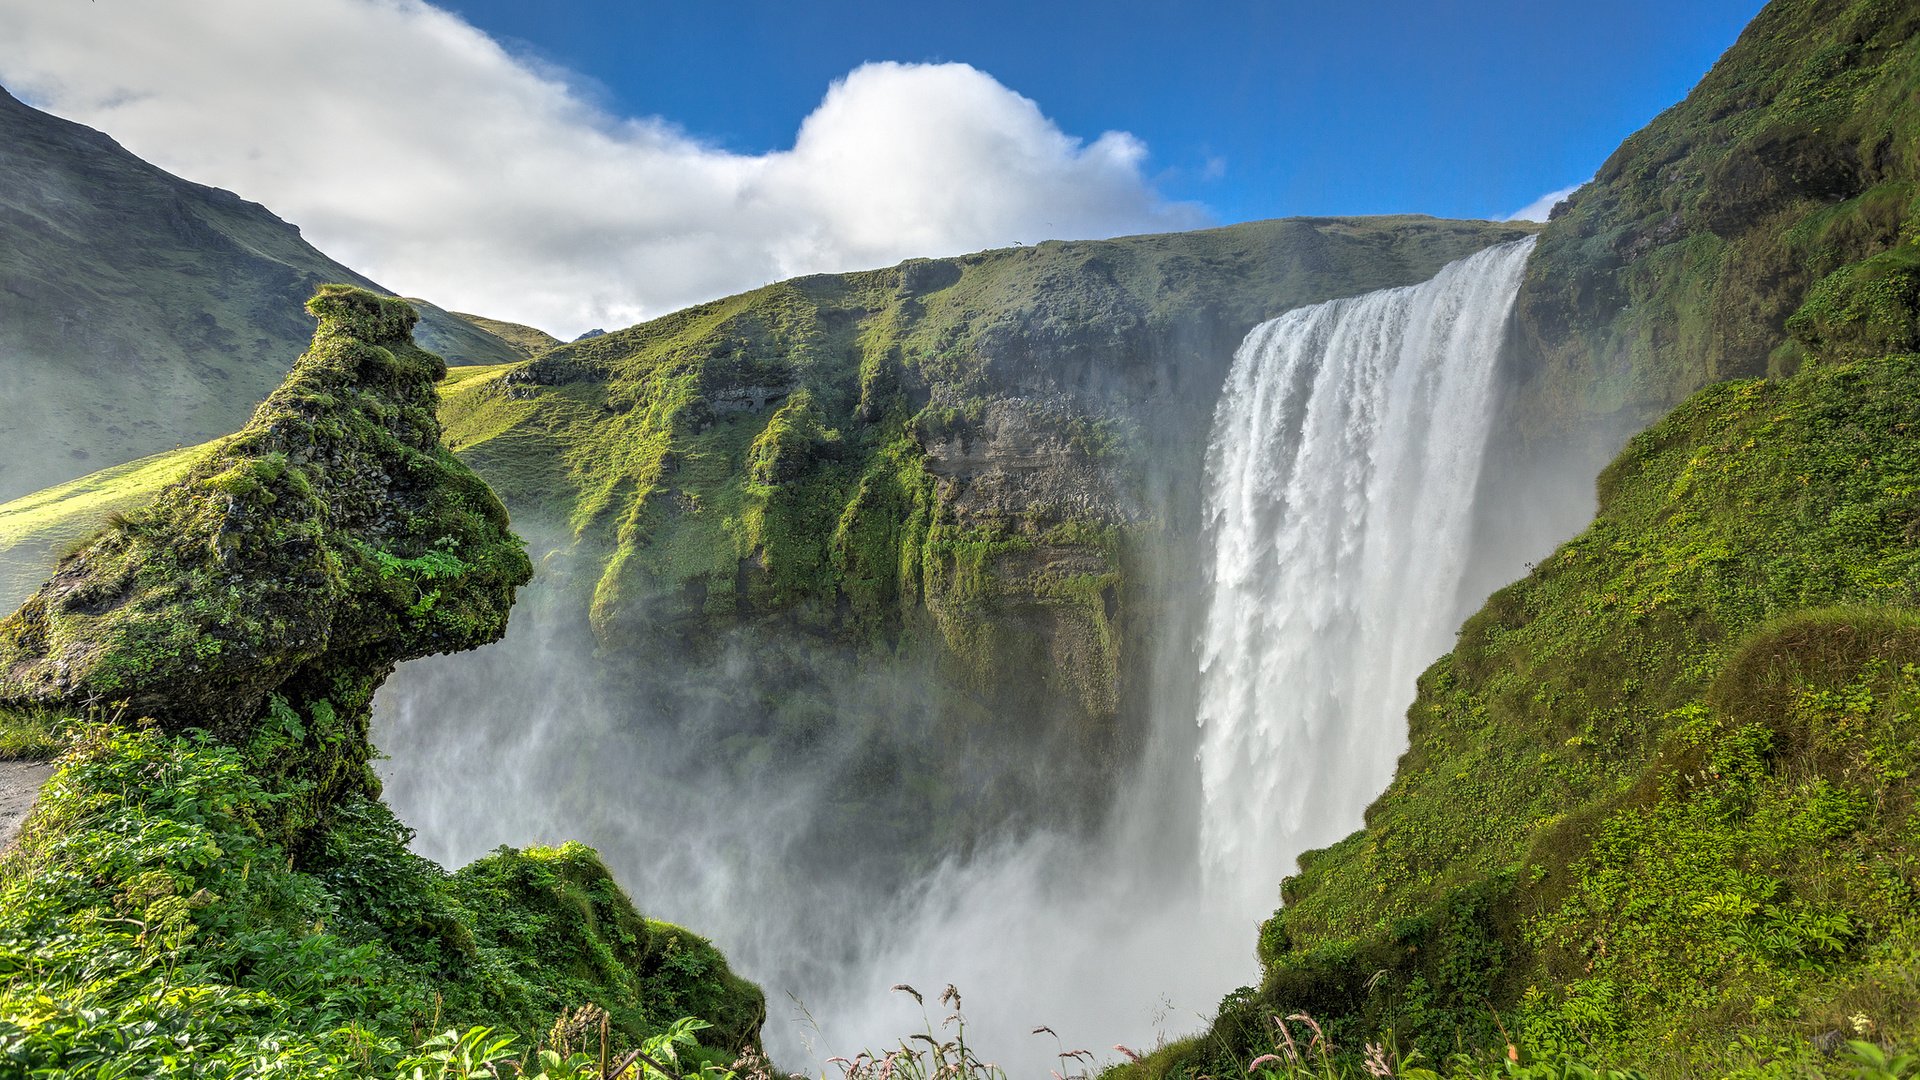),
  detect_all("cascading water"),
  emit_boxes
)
[1196,236,1536,892]
[374,235,1544,1074]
